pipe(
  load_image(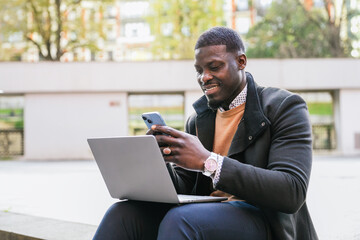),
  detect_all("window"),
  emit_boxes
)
[0,96,24,130]
[297,91,336,150]
[128,94,184,135]
[0,95,24,157]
